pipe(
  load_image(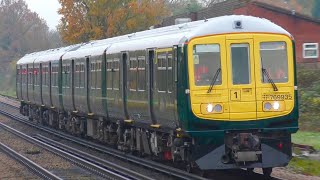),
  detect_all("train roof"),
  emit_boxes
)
[17,15,291,65]
[17,44,82,65]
